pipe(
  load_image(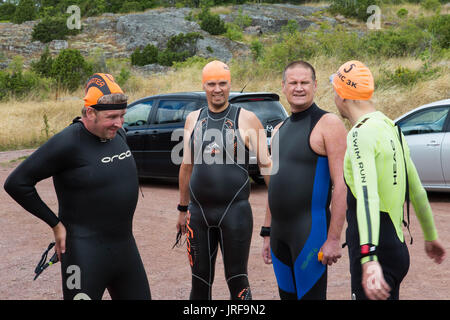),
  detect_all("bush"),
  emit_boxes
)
[12,0,36,24]
[396,8,408,19]
[250,39,263,61]
[421,0,441,13]
[131,32,203,67]
[0,3,16,21]
[329,0,381,21]
[225,23,244,41]
[378,64,441,88]
[199,9,226,35]
[131,44,159,66]
[32,15,81,43]
[50,49,93,91]
[120,1,143,13]
[31,46,54,78]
